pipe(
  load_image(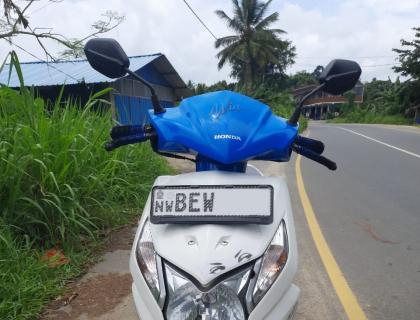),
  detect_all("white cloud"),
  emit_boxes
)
[275,1,419,81]
[1,0,419,84]
[360,0,419,13]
